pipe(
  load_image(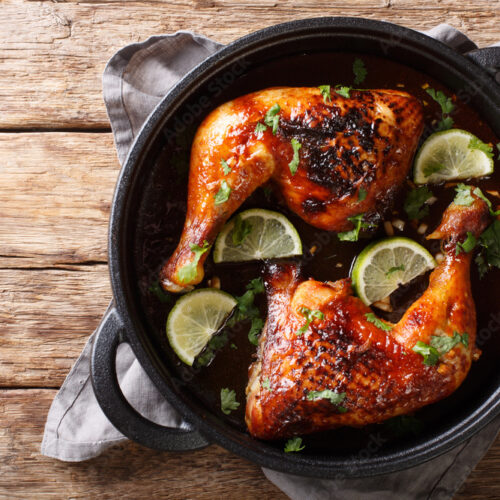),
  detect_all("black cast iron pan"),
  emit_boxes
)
[90,17,500,478]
